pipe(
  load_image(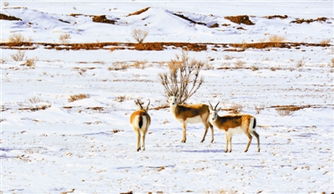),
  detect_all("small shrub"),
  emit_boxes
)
[254,105,265,114]
[251,66,259,71]
[115,96,126,102]
[296,60,305,68]
[229,104,243,114]
[235,60,246,68]
[11,51,26,61]
[8,33,28,43]
[319,39,330,45]
[59,33,71,43]
[22,58,36,68]
[331,58,334,67]
[132,29,148,43]
[68,94,89,102]
[268,35,285,42]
